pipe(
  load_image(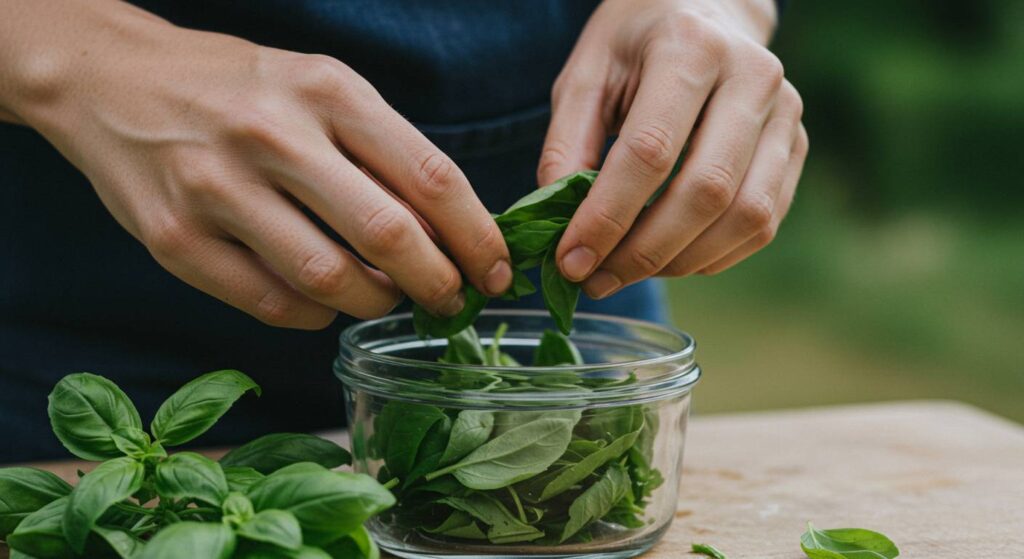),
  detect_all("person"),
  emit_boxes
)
[0,0,806,462]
